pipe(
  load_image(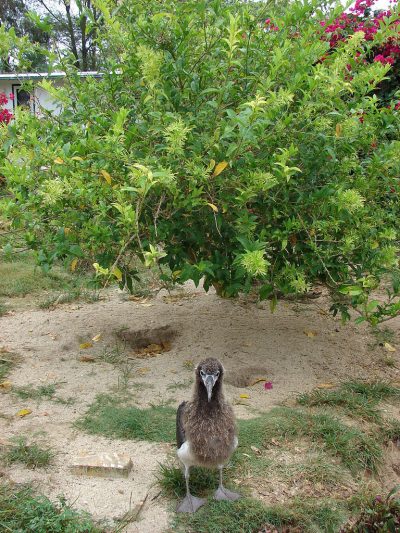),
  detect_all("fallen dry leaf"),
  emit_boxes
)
[137,367,150,375]
[134,341,172,358]
[17,408,32,417]
[79,342,93,349]
[250,445,261,455]
[0,381,12,391]
[0,347,11,353]
[239,393,250,399]
[317,383,335,389]
[384,342,396,352]
[78,355,96,363]
[249,377,268,386]
[92,334,102,342]
[304,330,317,338]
